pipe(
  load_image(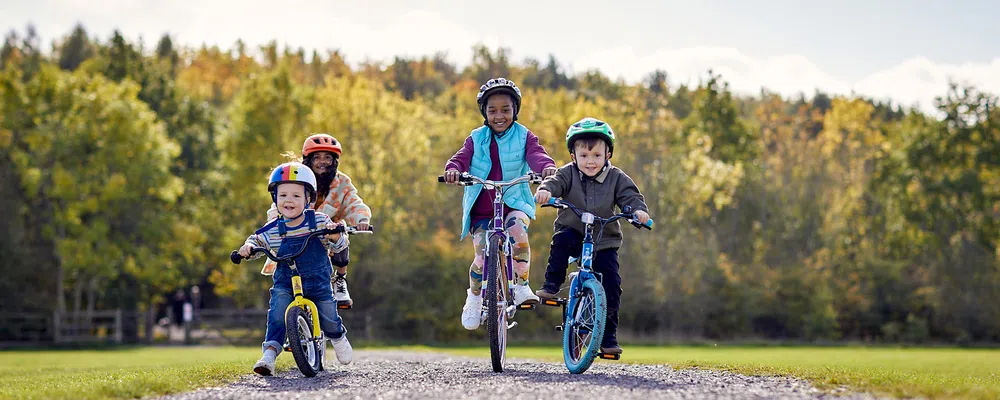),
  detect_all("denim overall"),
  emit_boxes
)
[261,221,347,354]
